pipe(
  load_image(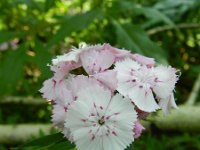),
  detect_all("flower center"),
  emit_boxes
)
[98,116,105,125]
